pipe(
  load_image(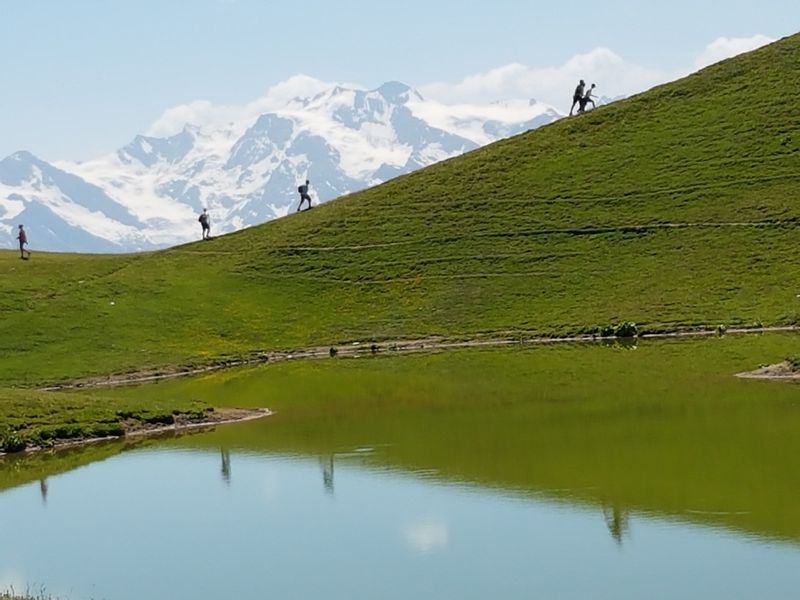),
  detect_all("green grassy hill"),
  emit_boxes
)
[1,34,799,387]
